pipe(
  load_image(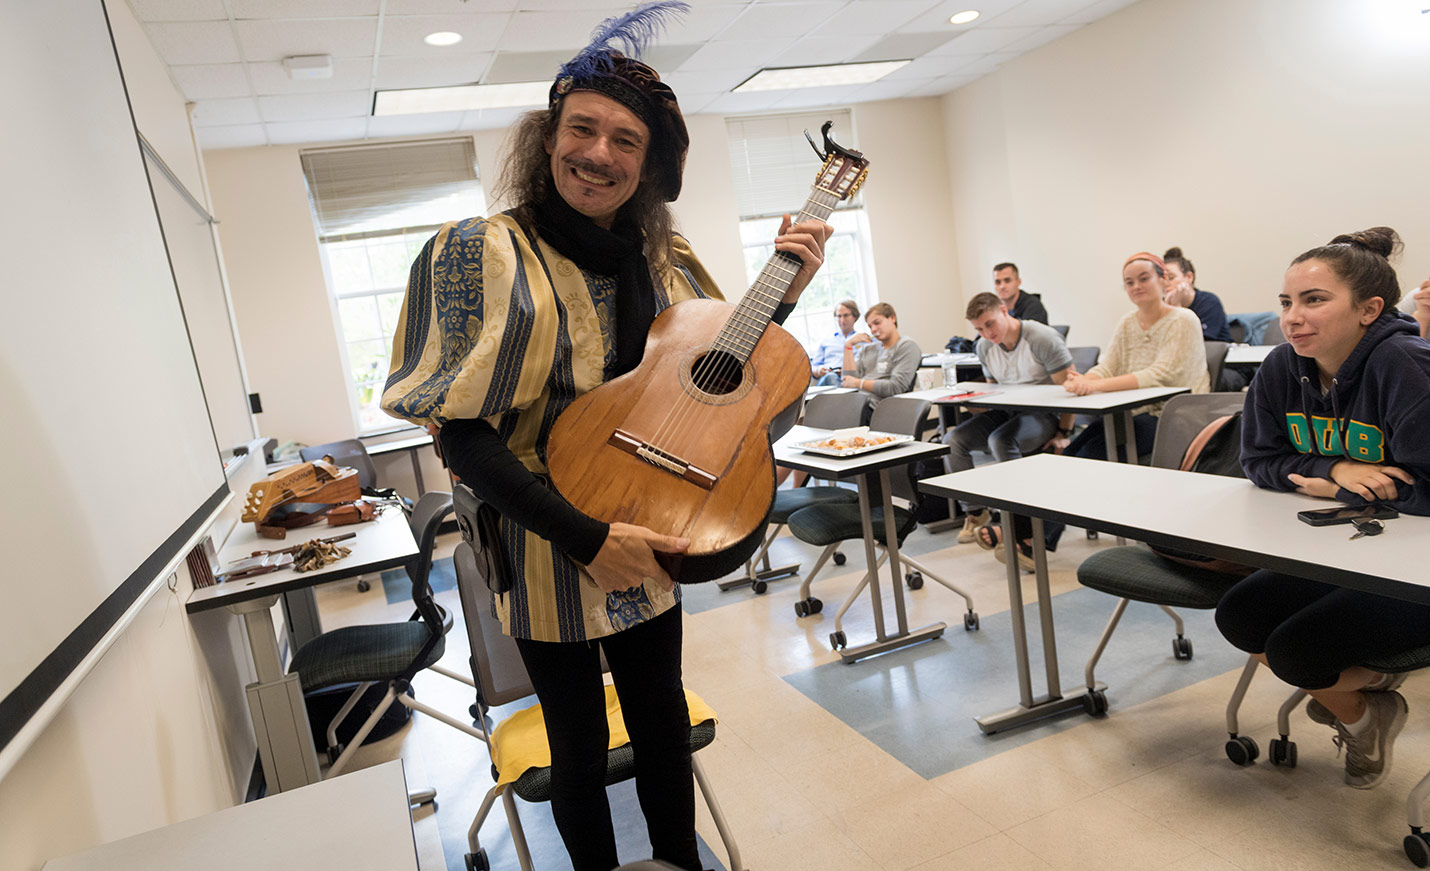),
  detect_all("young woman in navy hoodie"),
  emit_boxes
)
[1216,227,1430,790]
